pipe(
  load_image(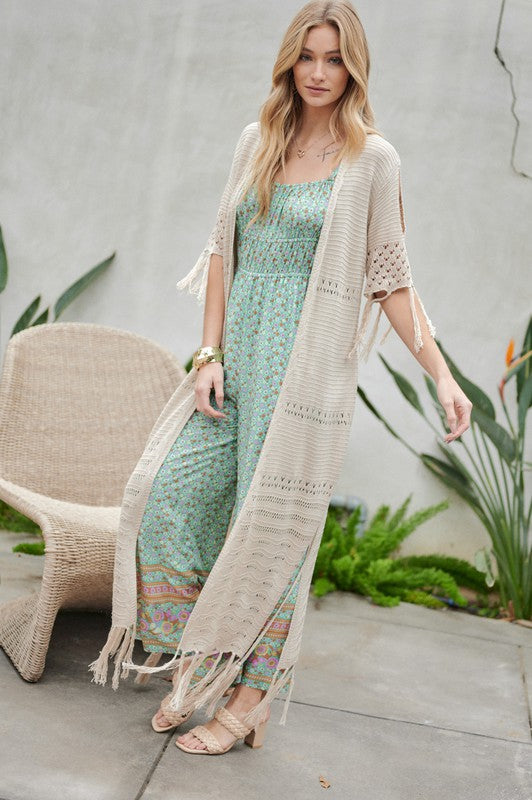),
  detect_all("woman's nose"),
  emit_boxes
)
[311,60,325,80]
